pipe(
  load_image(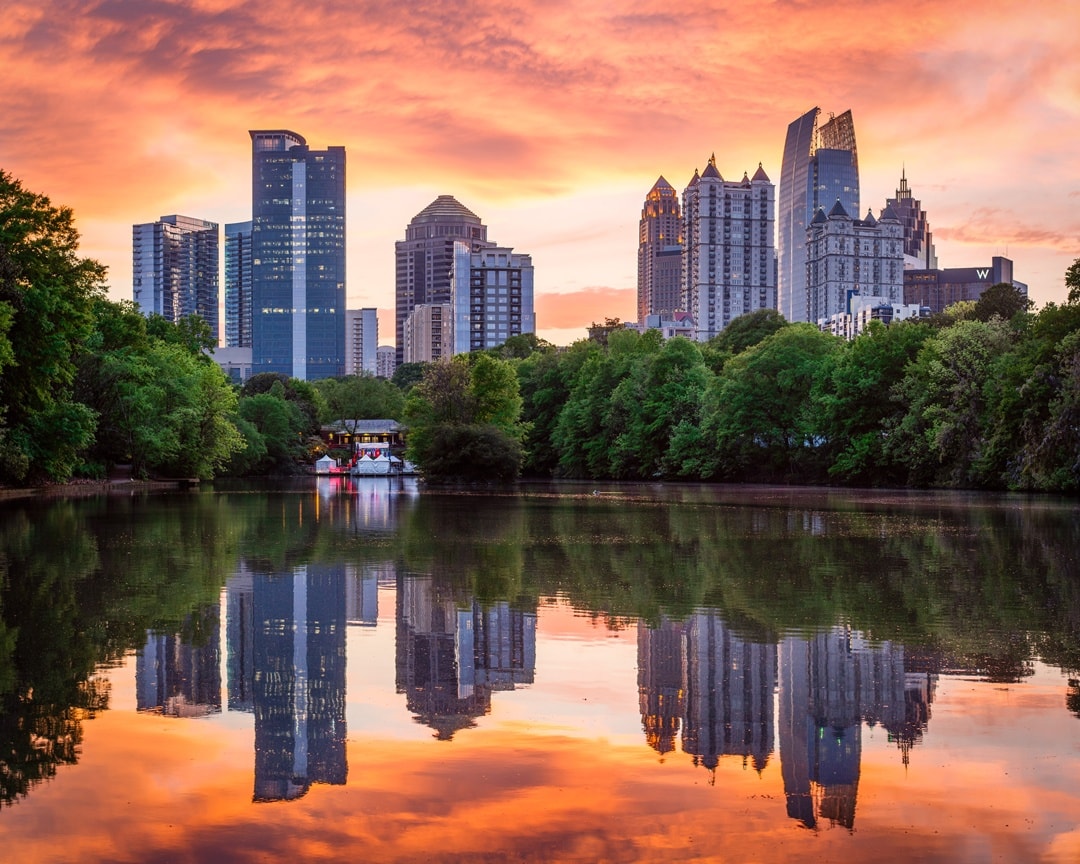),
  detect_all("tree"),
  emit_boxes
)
[391,361,429,391]
[403,356,525,482]
[1066,257,1080,306]
[708,308,789,356]
[973,282,1031,323]
[700,324,840,481]
[315,374,405,432]
[0,170,106,483]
